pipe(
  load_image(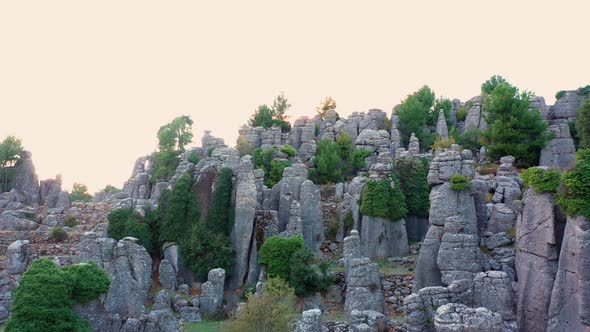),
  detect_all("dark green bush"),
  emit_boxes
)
[288,247,333,297]
[521,167,561,193]
[397,85,437,148]
[207,168,234,235]
[151,150,181,184]
[450,174,472,191]
[63,261,111,304]
[394,158,430,217]
[343,211,354,232]
[7,259,109,332]
[336,133,353,160]
[107,208,132,240]
[65,215,78,227]
[280,145,297,158]
[555,90,566,100]
[180,222,235,280]
[360,177,408,221]
[267,159,290,188]
[51,227,67,242]
[159,173,199,243]
[187,151,201,164]
[352,149,372,170]
[311,139,343,184]
[576,99,590,149]
[124,218,154,254]
[325,214,339,241]
[259,235,305,281]
[107,208,155,254]
[557,149,590,220]
[457,105,468,121]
